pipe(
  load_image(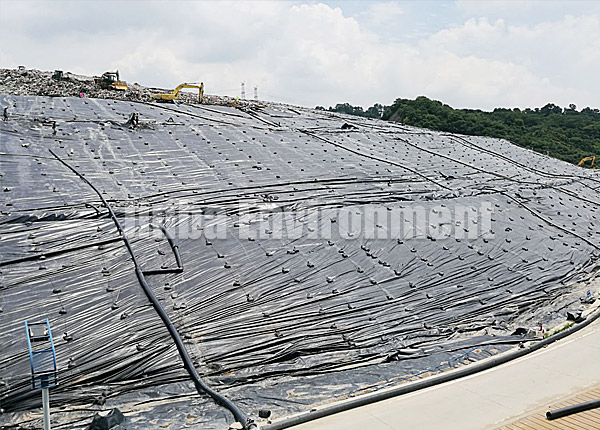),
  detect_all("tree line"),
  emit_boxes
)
[316,97,600,166]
